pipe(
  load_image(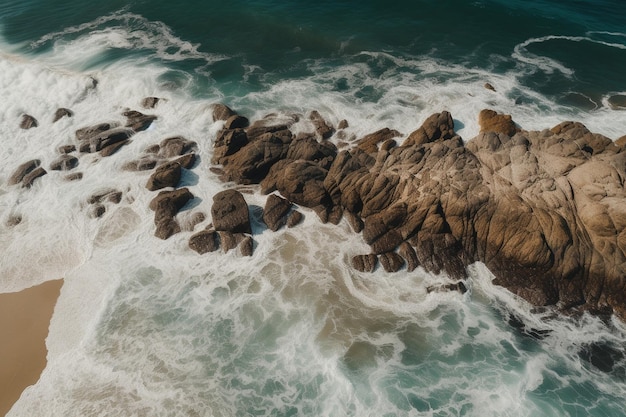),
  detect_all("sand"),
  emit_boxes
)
[0,279,63,416]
